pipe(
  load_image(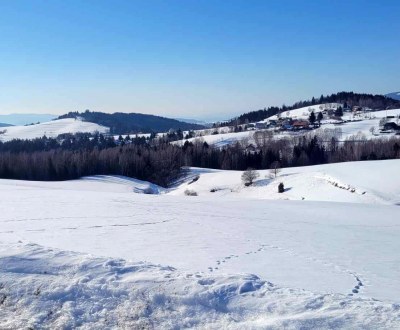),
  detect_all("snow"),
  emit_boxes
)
[0,175,165,194]
[2,243,400,329]
[0,160,400,327]
[0,118,109,142]
[173,130,255,148]
[174,109,400,148]
[263,103,343,122]
[170,160,400,205]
